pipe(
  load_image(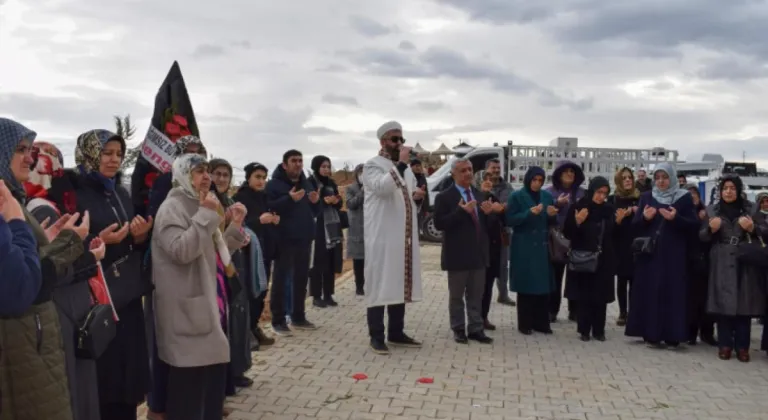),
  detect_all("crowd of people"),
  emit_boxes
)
[1,115,768,420]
